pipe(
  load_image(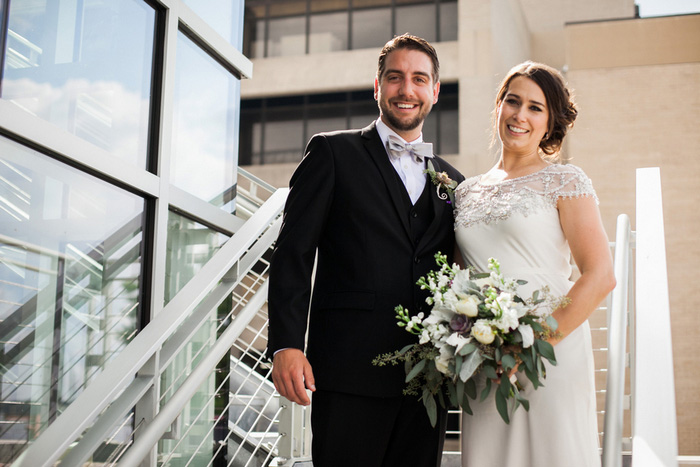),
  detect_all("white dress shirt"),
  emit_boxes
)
[375,118,429,205]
